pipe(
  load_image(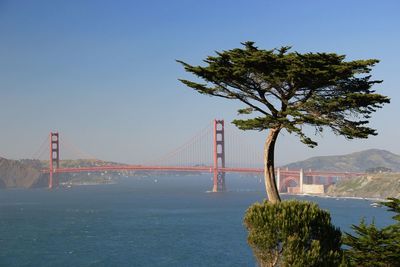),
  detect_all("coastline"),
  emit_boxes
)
[282,192,386,202]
